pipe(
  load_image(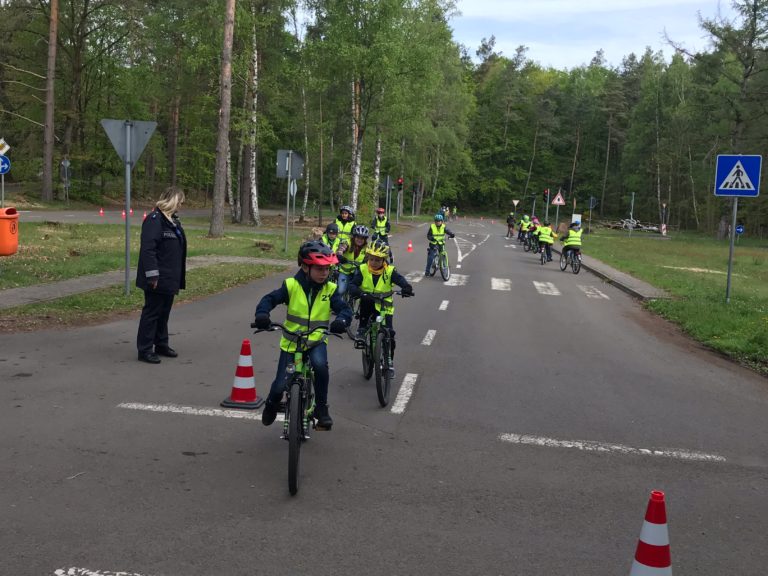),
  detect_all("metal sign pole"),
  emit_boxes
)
[628,192,635,238]
[545,191,550,222]
[555,205,560,229]
[124,122,133,295]
[588,208,592,234]
[1,174,4,208]
[725,197,739,304]
[284,151,292,253]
